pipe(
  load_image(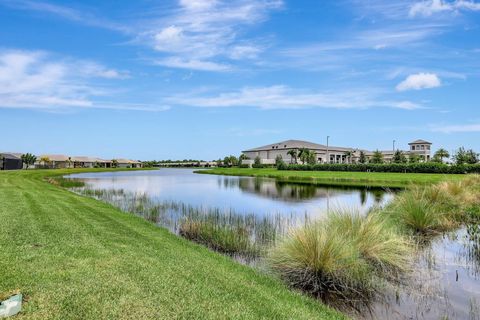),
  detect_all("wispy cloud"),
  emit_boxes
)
[0,49,165,111]
[166,85,423,110]
[0,0,130,33]
[396,72,441,91]
[409,0,480,17]
[141,0,282,71]
[430,122,480,132]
